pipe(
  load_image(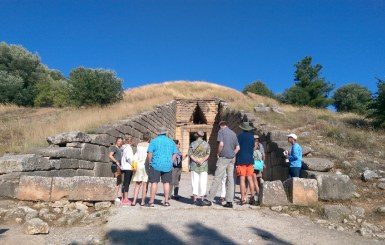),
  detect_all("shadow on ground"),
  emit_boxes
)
[107,223,292,245]
[250,227,293,245]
